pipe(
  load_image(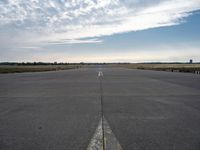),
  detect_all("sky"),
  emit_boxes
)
[0,0,200,63]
